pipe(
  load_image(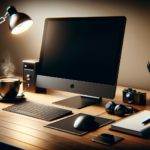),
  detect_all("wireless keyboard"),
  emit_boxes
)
[3,101,72,121]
